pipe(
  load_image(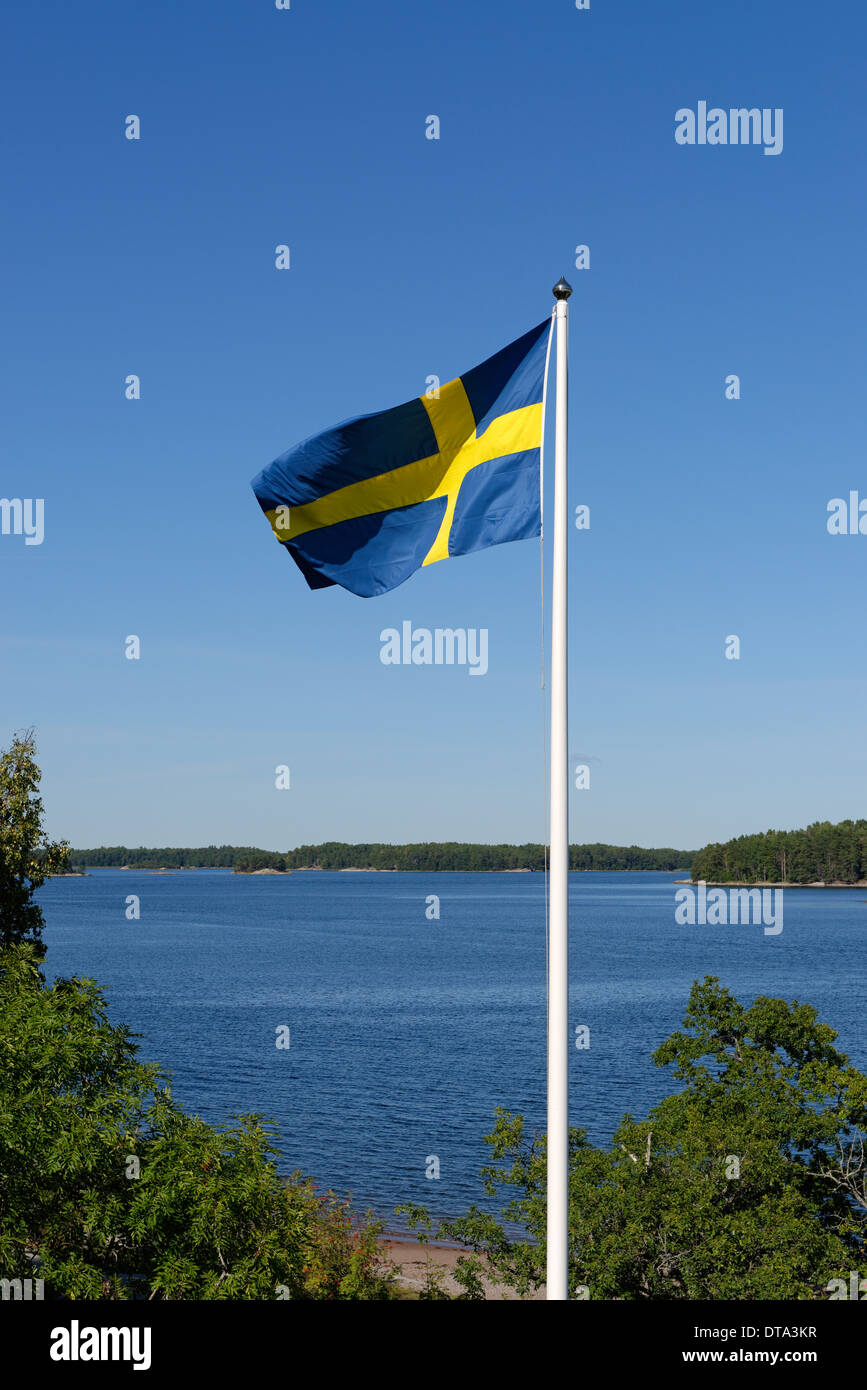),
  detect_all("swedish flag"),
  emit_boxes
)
[251,320,550,597]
